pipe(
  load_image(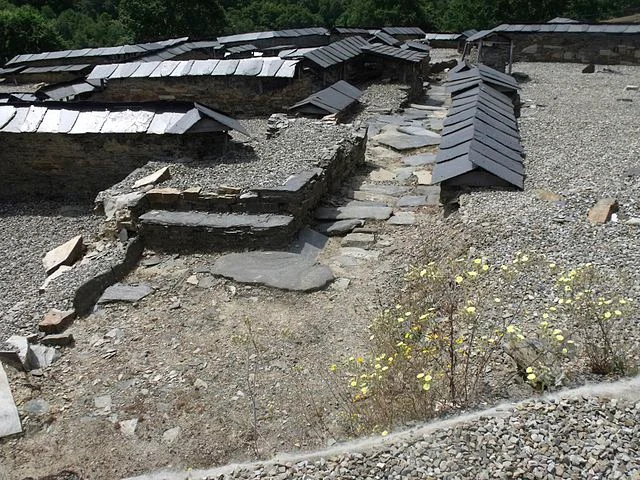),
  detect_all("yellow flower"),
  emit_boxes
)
[455,275,464,284]
[330,364,337,372]
[357,357,364,364]
[474,258,482,265]
[507,325,516,333]
[552,329,562,335]
[540,321,549,327]
[375,364,382,370]
[417,373,425,379]
[604,312,612,319]
[420,269,427,277]
[482,264,489,271]
[521,255,529,262]
[350,380,357,387]
[526,367,534,374]
[424,374,433,382]
[494,298,501,303]
[549,263,556,269]
[361,386,369,395]
[614,310,622,316]
[465,306,477,315]
[562,348,568,355]
[619,299,627,305]
[501,265,508,271]
[422,383,431,391]
[527,373,537,381]
[381,430,389,436]
[381,366,389,371]
[549,306,557,312]
[542,313,549,319]
[556,335,564,342]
